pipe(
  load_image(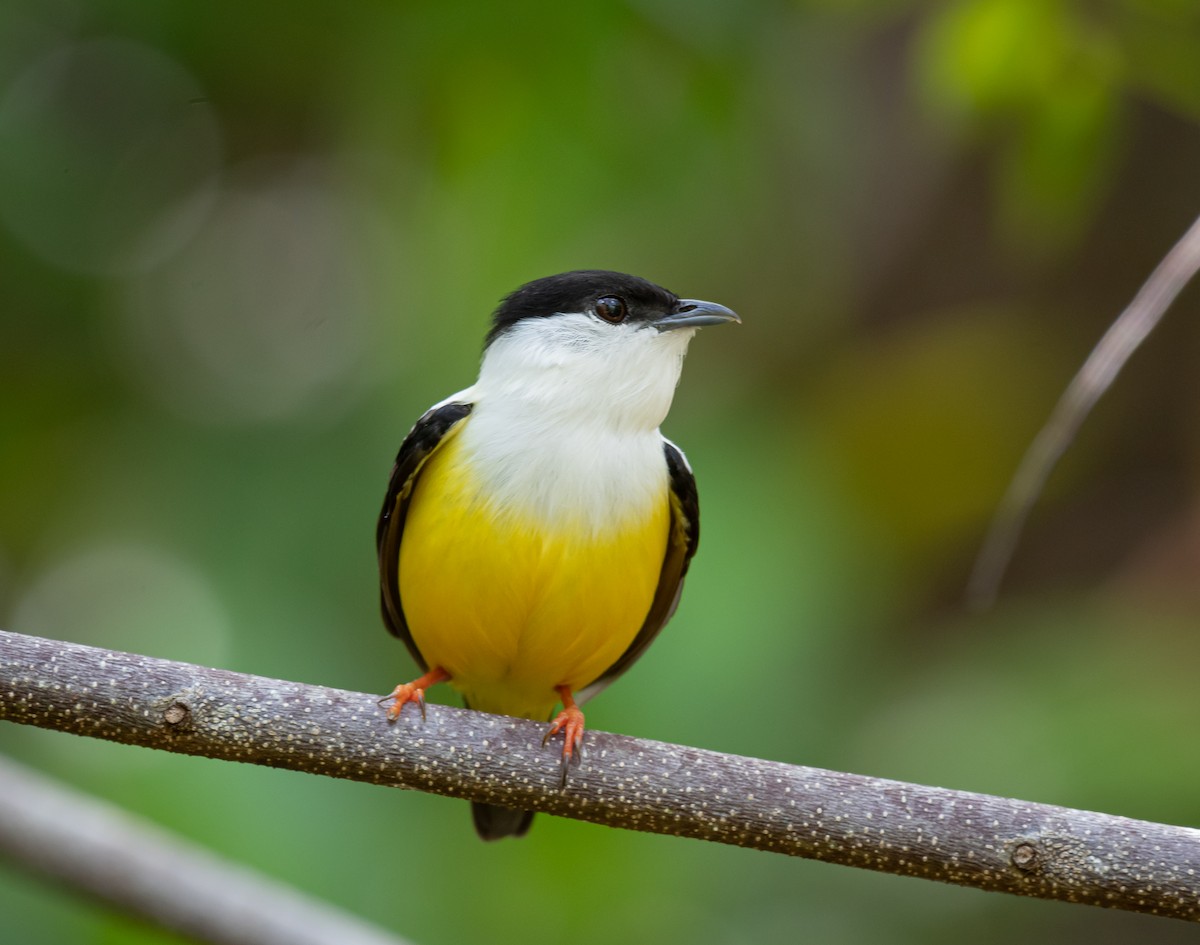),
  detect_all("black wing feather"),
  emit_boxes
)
[377,401,473,669]
[576,438,699,703]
